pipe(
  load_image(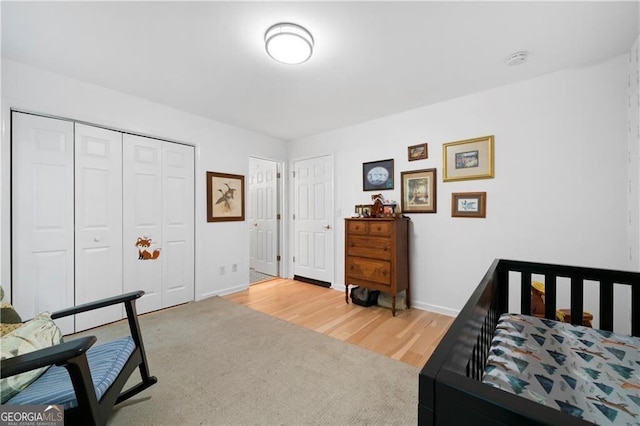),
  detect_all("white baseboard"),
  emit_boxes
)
[197,284,248,301]
[410,301,458,317]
